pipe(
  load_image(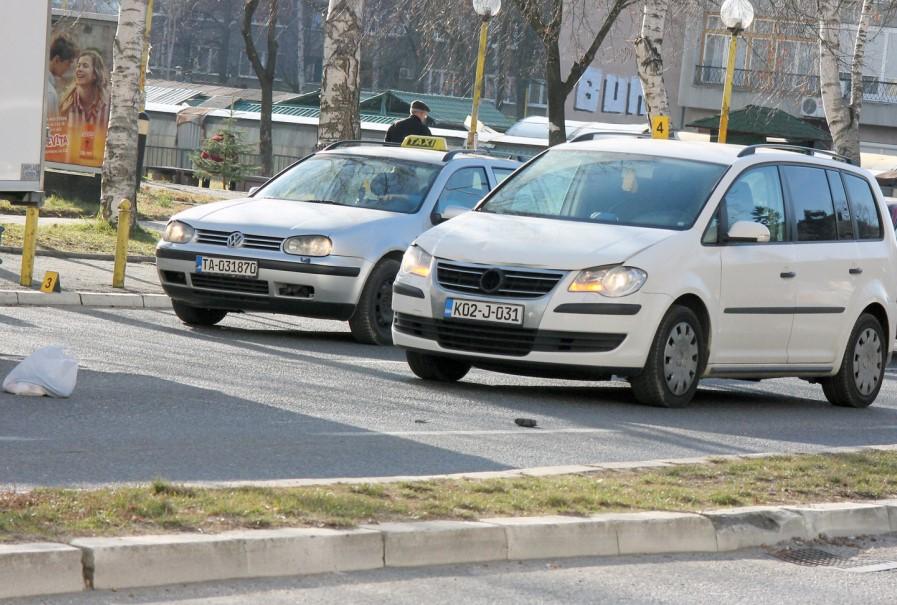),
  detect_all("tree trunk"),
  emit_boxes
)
[545,41,566,146]
[318,0,363,145]
[634,0,670,120]
[241,0,279,176]
[100,0,149,226]
[818,0,872,165]
[296,0,306,91]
